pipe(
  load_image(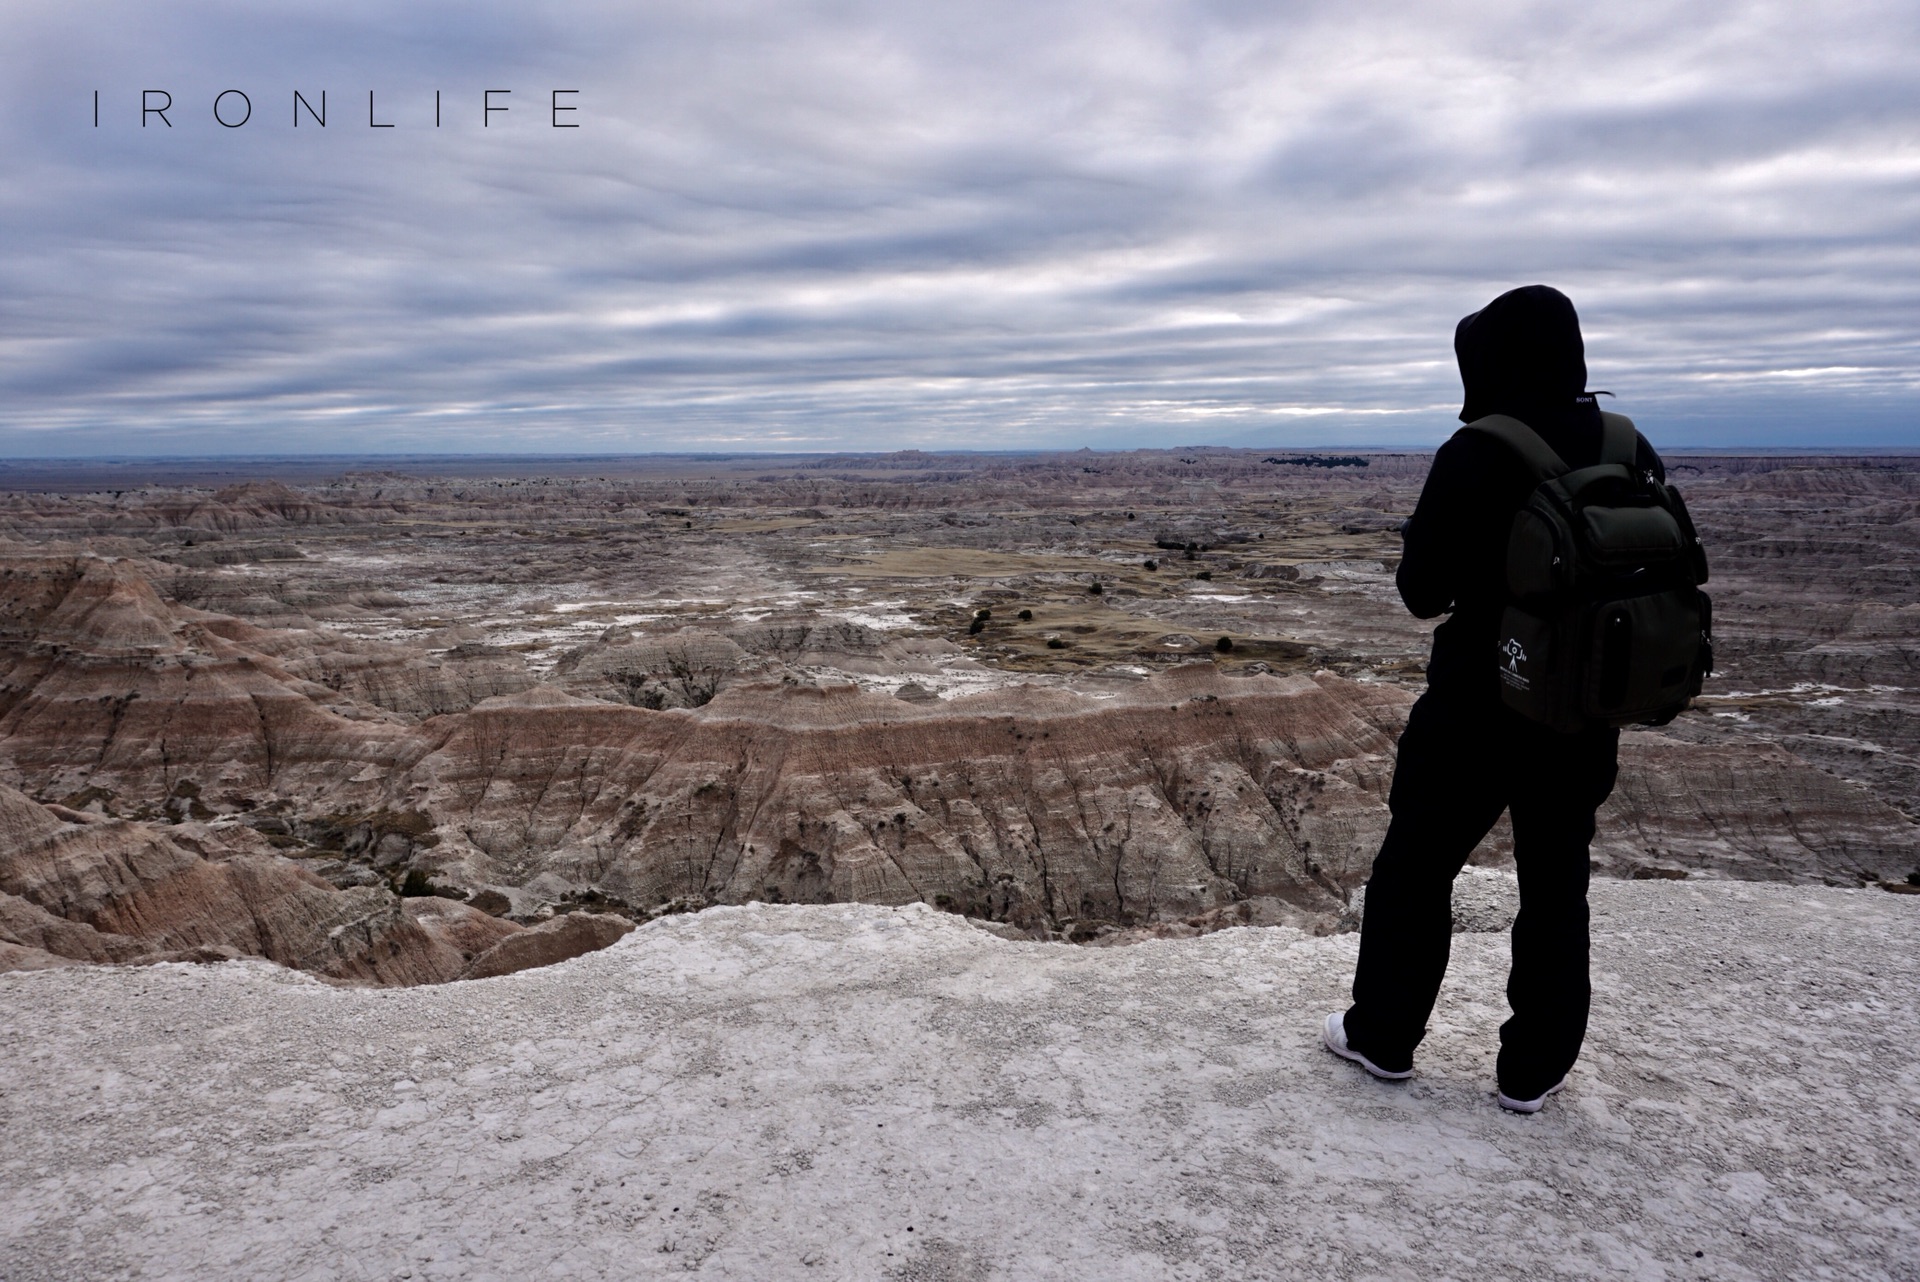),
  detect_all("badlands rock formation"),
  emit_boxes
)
[0,554,1405,939]
[0,774,634,984]
[402,666,1408,932]
[0,450,1912,982]
[0,572,635,986]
